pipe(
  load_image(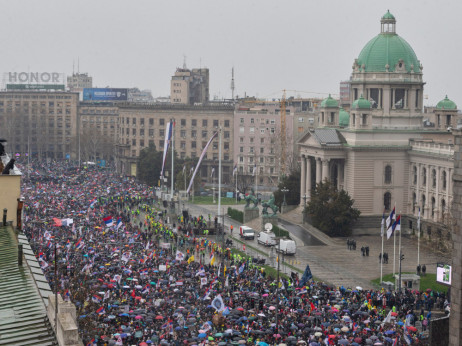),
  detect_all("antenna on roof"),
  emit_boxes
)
[231,67,235,99]
[183,55,187,69]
